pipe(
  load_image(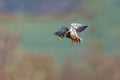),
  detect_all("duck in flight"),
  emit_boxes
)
[54,23,88,46]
